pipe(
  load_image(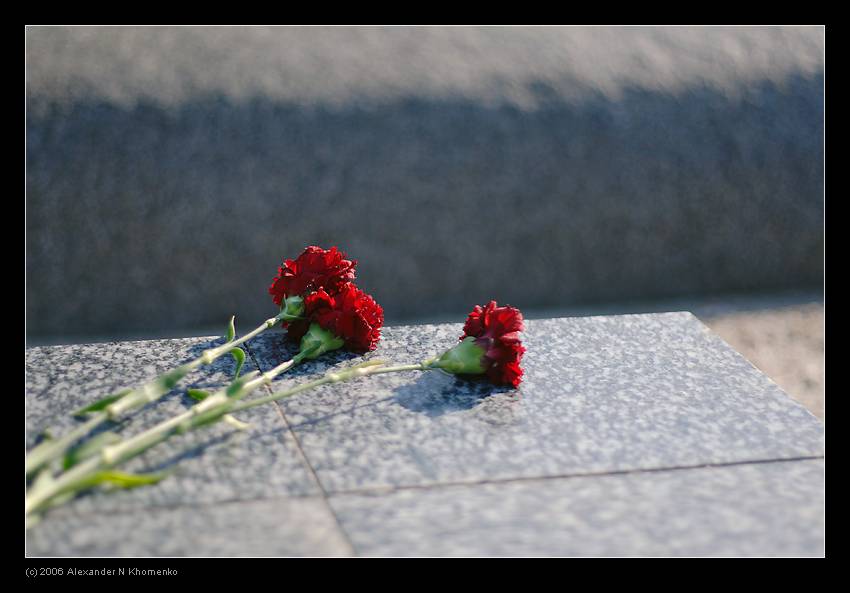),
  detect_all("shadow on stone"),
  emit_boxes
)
[393,370,515,418]
[185,336,226,360]
[143,430,240,473]
[286,394,397,431]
